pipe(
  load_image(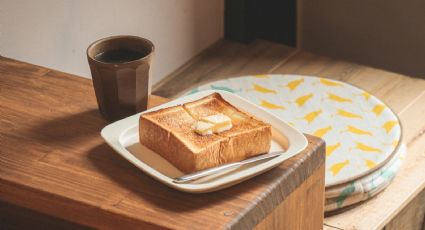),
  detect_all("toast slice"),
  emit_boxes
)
[183,94,272,163]
[139,93,272,173]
